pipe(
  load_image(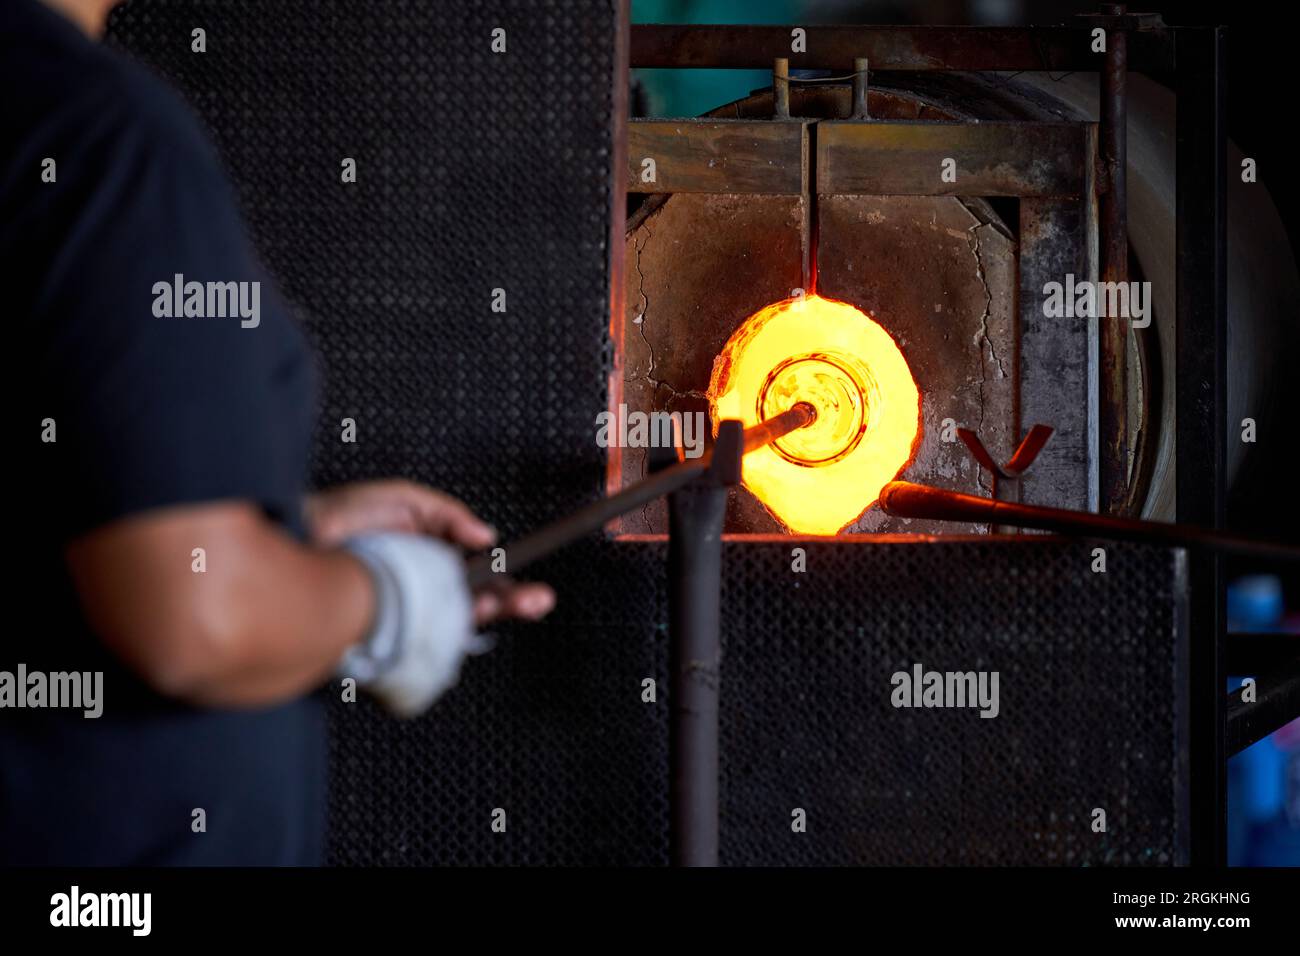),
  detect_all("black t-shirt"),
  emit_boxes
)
[1,0,325,864]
